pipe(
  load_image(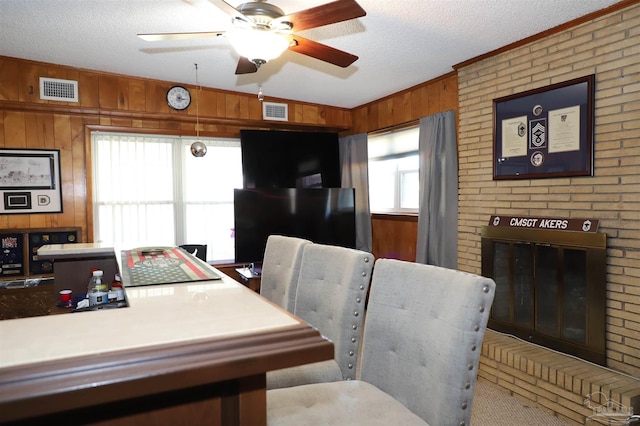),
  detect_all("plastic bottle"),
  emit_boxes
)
[87,270,107,306]
[111,273,125,302]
